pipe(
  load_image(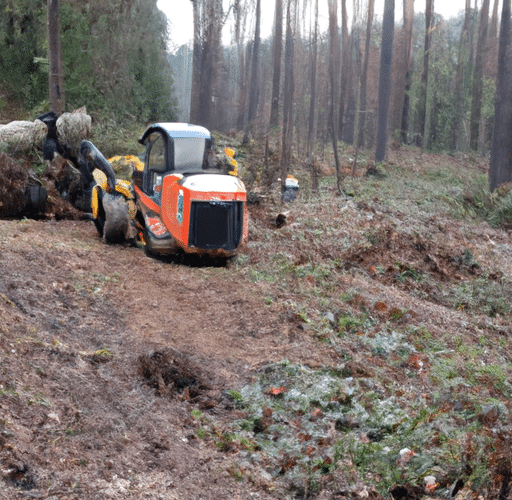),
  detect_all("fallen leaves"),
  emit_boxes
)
[268,386,286,397]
